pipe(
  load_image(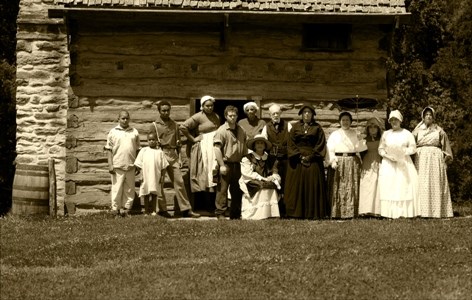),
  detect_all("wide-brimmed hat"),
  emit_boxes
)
[246,134,272,151]
[388,110,403,123]
[298,103,316,116]
[200,95,215,109]
[366,116,385,130]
